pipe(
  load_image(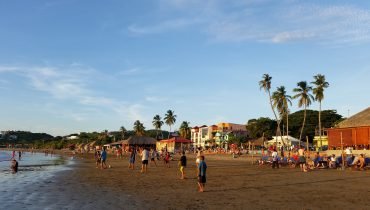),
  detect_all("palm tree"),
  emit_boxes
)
[311,74,329,149]
[272,86,292,146]
[152,115,164,139]
[133,120,145,136]
[179,121,191,139]
[164,110,177,139]
[120,126,127,140]
[293,81,314,146]
[259,74,281,142]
